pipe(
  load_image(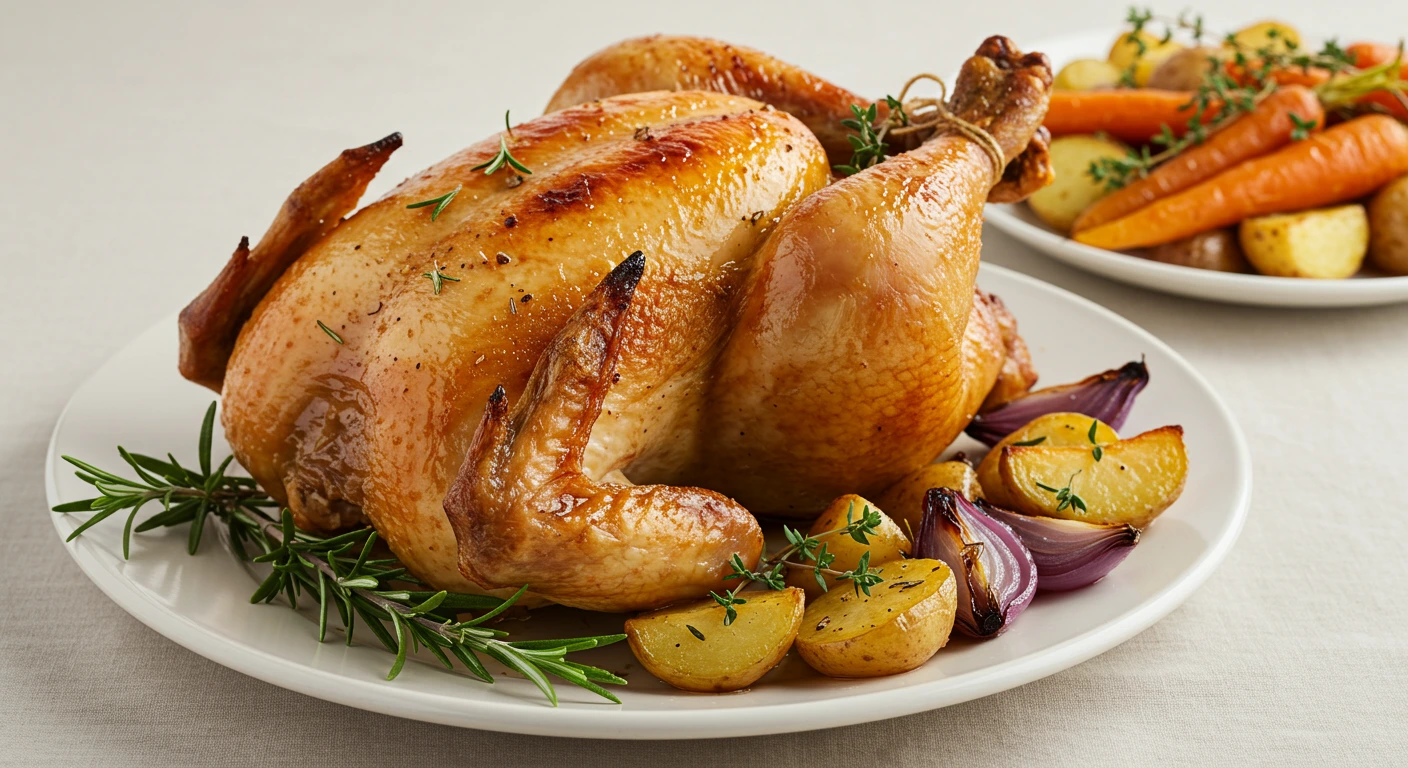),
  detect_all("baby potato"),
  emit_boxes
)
[978,412,1119,507]
[1147,46,1223,90]
[1148,229,1252,273]
[999,425,1188,529]
[1368,175,1408,275]
[1054,58,1123,91]
[1028,135,1130,232]
[1226,21,1301,55]
[874,461,983,540]
[1240,204,1369,279]
[1132,42,1186,87]
[785,494,909,598]
[1107,30,1182,78]
[795,559,957,678]
[624,587,805,692]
